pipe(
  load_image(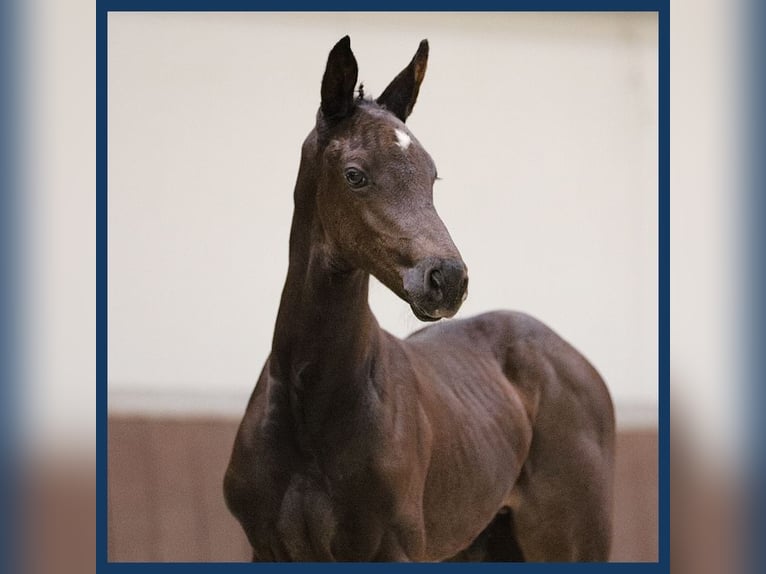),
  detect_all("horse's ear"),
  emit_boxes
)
[320,36,359,123]
[377,40,429,122]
